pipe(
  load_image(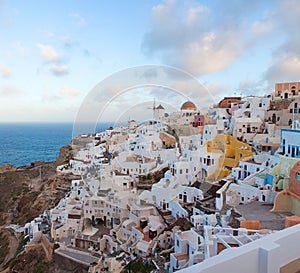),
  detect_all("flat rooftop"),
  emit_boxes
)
[236,201,292,230]
[178,230,196,242]
[173,253,189,261]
